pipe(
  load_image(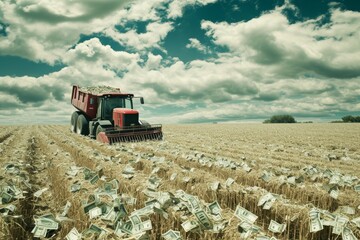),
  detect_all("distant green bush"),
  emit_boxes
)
[342,115,360,122]
[263,115,296,123]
